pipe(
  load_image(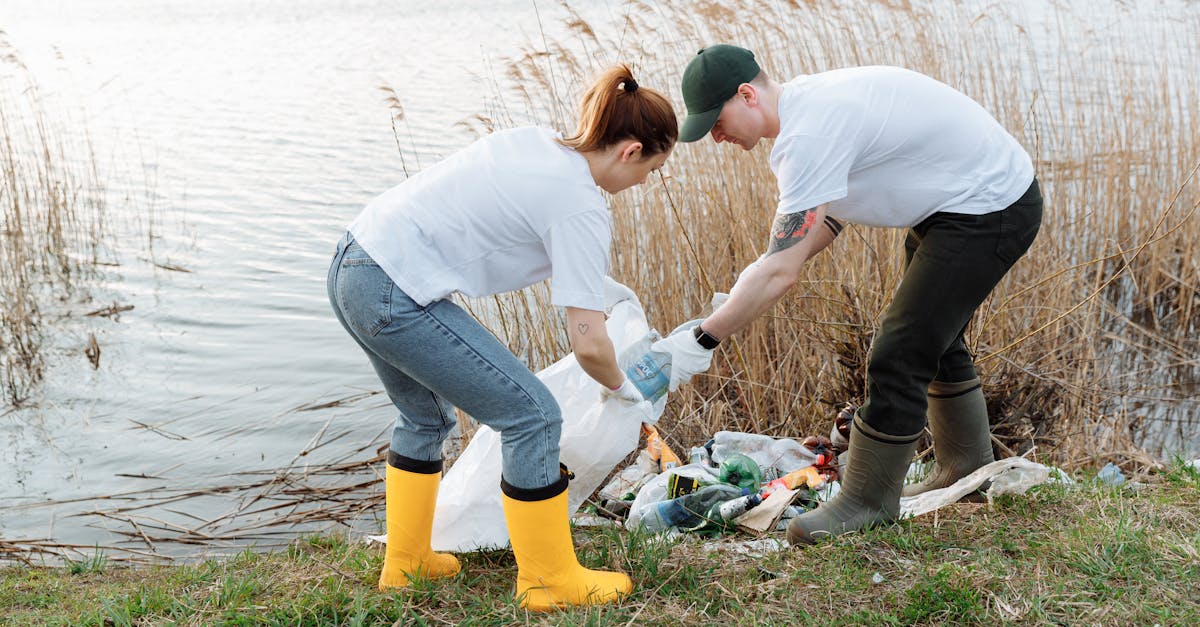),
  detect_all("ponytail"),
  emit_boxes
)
[560,64,678,156]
